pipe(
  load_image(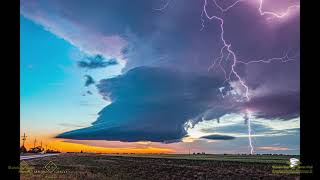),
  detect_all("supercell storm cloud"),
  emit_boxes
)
[21,0,300,143]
